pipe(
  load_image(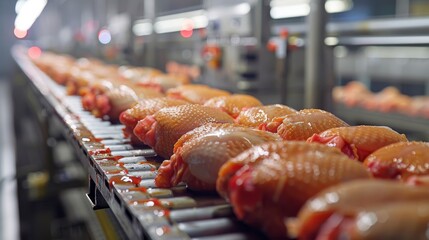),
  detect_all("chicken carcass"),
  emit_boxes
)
[364,141,429,180]
[307,125,407,161]
[166,84,230,104]
[133,104,234,159]
[217,141,370,238]
[263,109,349,141]
[290,180,429,240]
[155,123,281,191]
[235,104,297,128]
[203,94,263,118]
[119,97,189,142]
